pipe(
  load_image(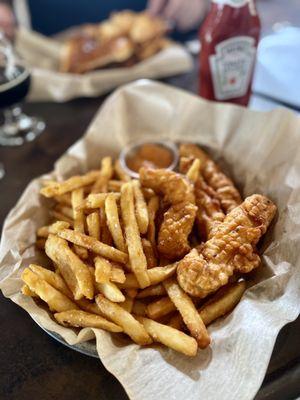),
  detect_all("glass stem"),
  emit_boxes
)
[0,162,4,179]
[4,105,22,131]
